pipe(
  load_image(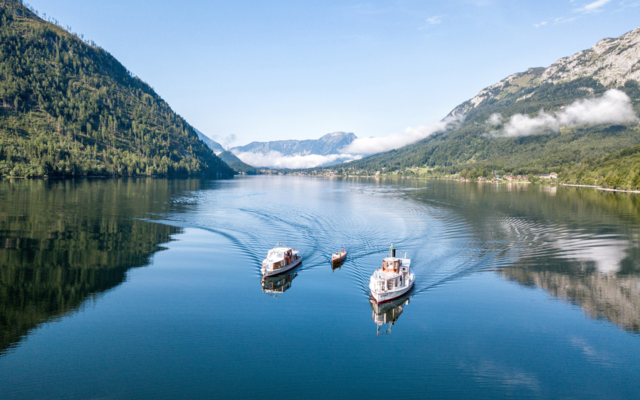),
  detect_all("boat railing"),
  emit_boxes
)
[372,274,410,291]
